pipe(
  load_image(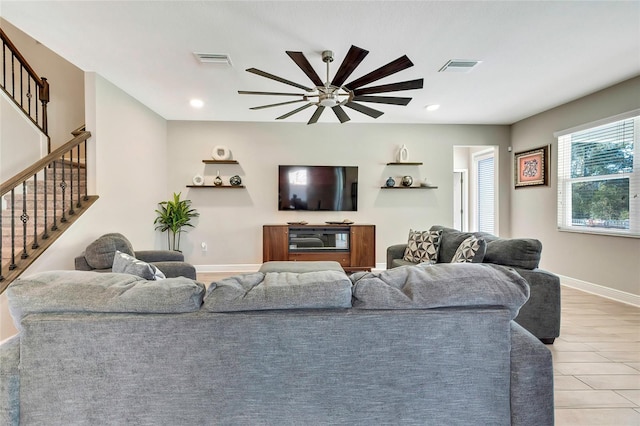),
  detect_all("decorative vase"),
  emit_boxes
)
[192,174,204,186]
[385,177,396,187]
[213,171,223,186]
[212,145,231,161]
[401,175,413,187]
[397,144,409,163]
[229,175,242,186]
